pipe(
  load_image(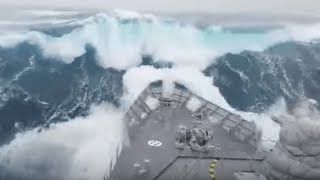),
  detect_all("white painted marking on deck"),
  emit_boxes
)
[148,140,162,147]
